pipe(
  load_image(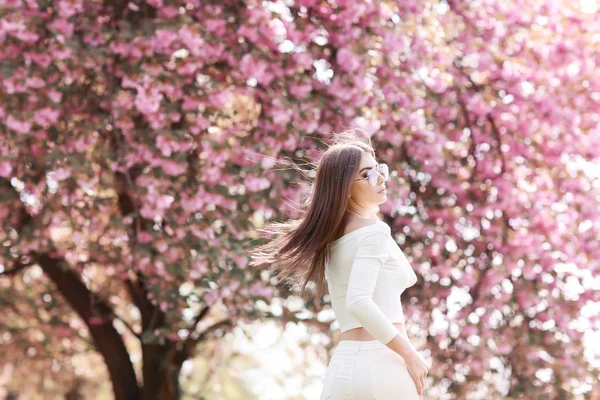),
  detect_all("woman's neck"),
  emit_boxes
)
[347,208,375,220]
